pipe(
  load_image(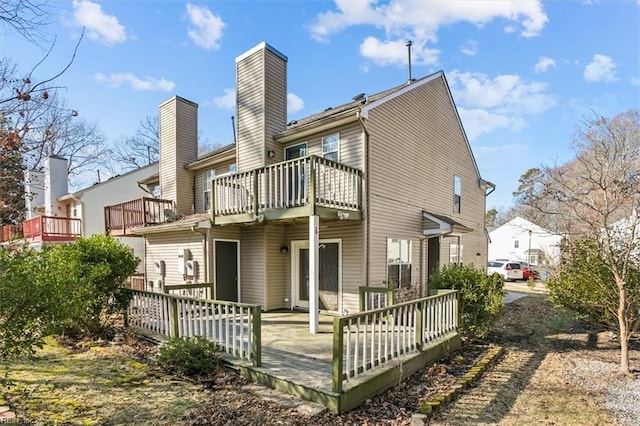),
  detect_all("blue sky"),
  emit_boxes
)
[2,0,639,209]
